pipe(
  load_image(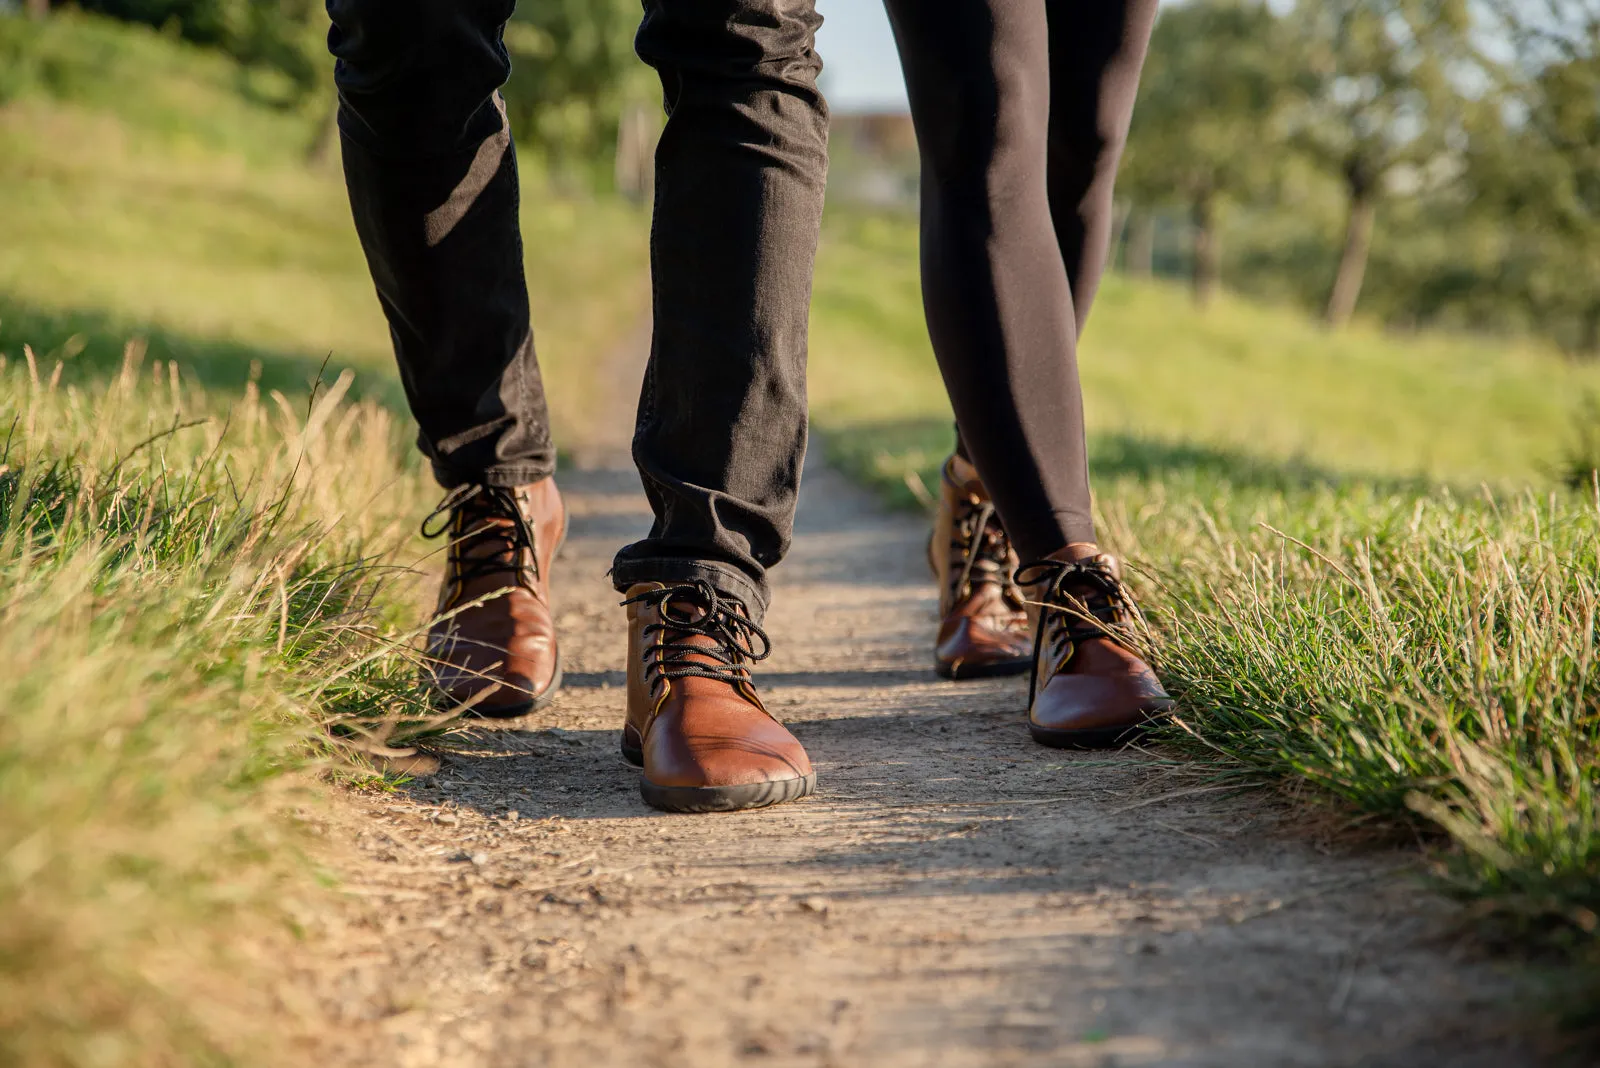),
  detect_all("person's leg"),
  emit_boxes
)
[330,0,553,488]
[329,0,564,715]
[885,0,1168,745]
[608,0,828,622]
[884,0,1091,561]
[948,0,1157,485]
[1021,3,1168,748]
[611,0,828,812]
